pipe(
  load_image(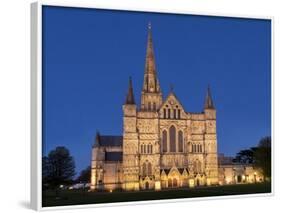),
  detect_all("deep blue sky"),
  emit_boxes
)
[42,6,271,175]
